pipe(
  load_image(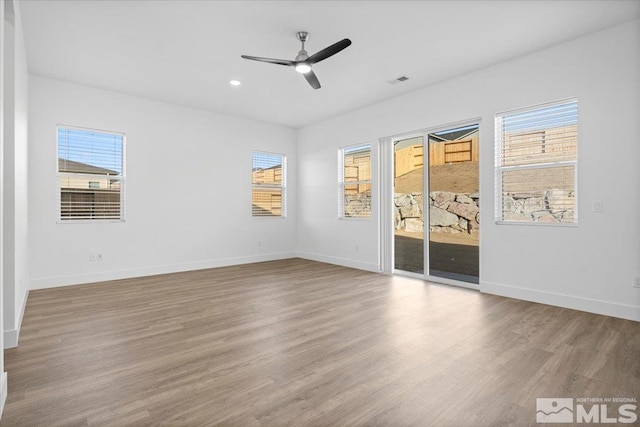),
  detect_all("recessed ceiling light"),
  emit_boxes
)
[230,80,241,86]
